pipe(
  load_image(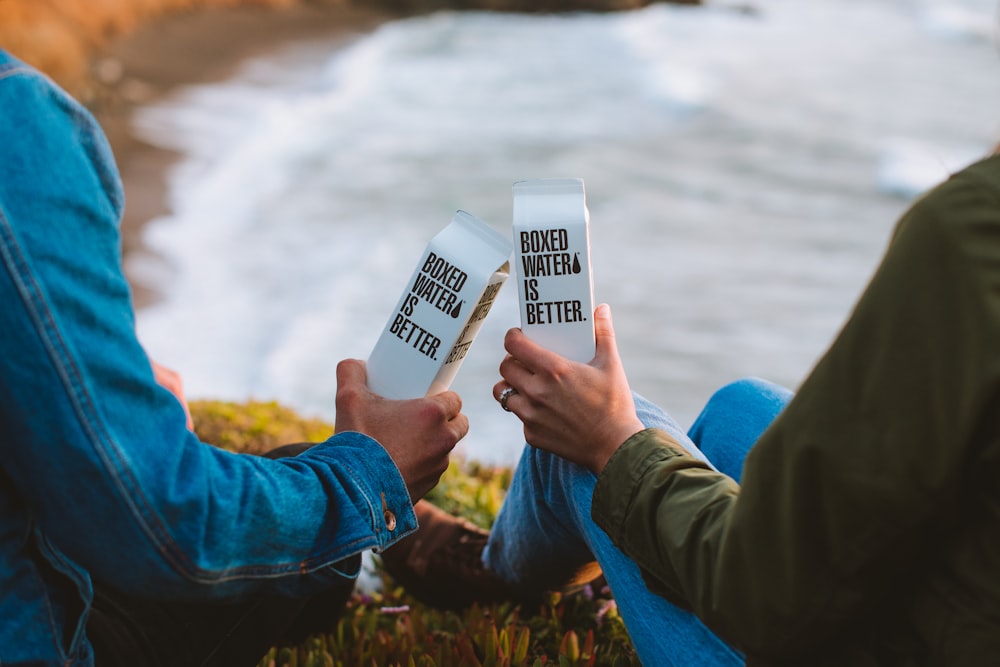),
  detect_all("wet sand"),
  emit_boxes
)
[94,4,395,308]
